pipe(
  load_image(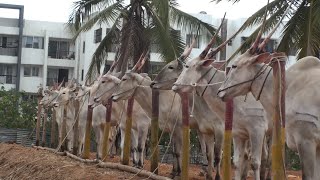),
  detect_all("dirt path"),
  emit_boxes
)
[0,143,302,180]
